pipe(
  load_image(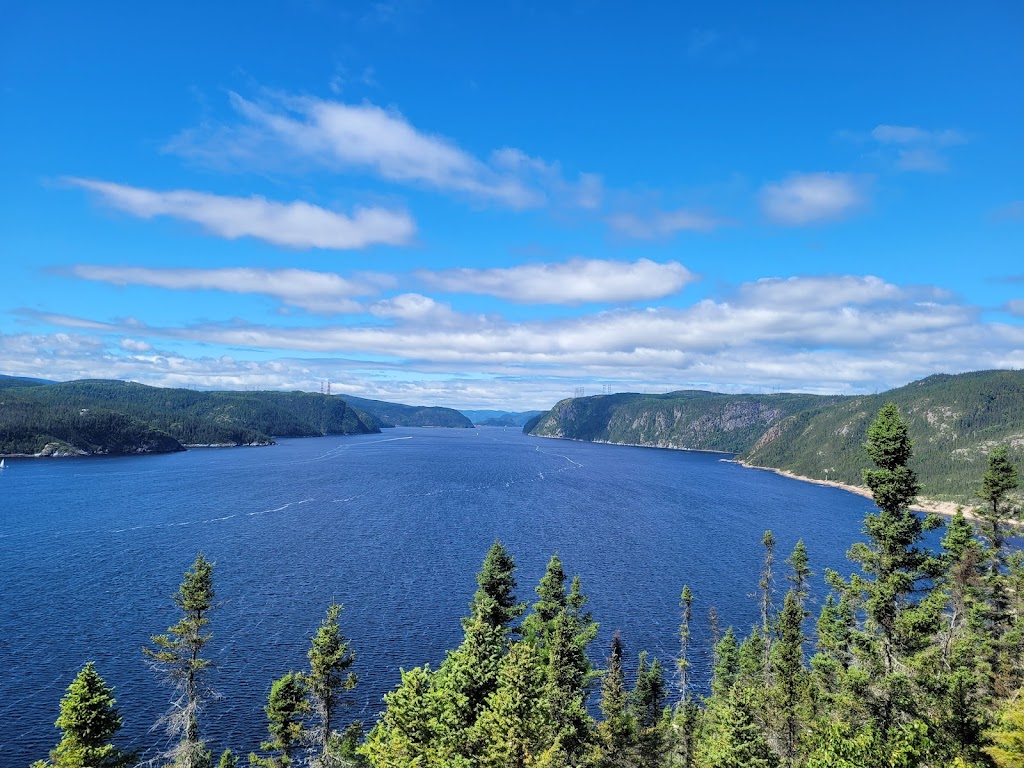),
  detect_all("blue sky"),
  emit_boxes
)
[2,1,1022,409]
